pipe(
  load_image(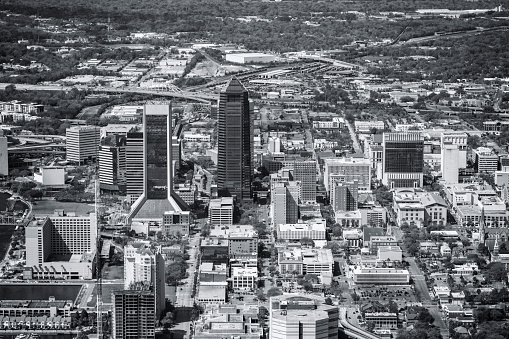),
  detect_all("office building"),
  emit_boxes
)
[217,78,252,200]
[278,248,333,276]
[127,103,187,223]
[99,135,126,193]
[66,125,100,164]
[324,157,371,195]
[382,132,424,188]
[269,294,339,339]
[294,160,317,203]
[441,144,459,184]
[277,219,326,241]
[369,236,398,255]
[231,266,257,291]
[0,130,7,176]
[162,210,190,236]
[126,131,144,203]
[209,197,234,225]
[124,242,165,318]
[112,289,156,339]
[172,136,181,170]
[24,211,97,280]
[33,166,67,186]
[352,267,410,285]
[441,132,467,168]
[331,179,358,212]
[474,147,498,173]
[272,182,300,227]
